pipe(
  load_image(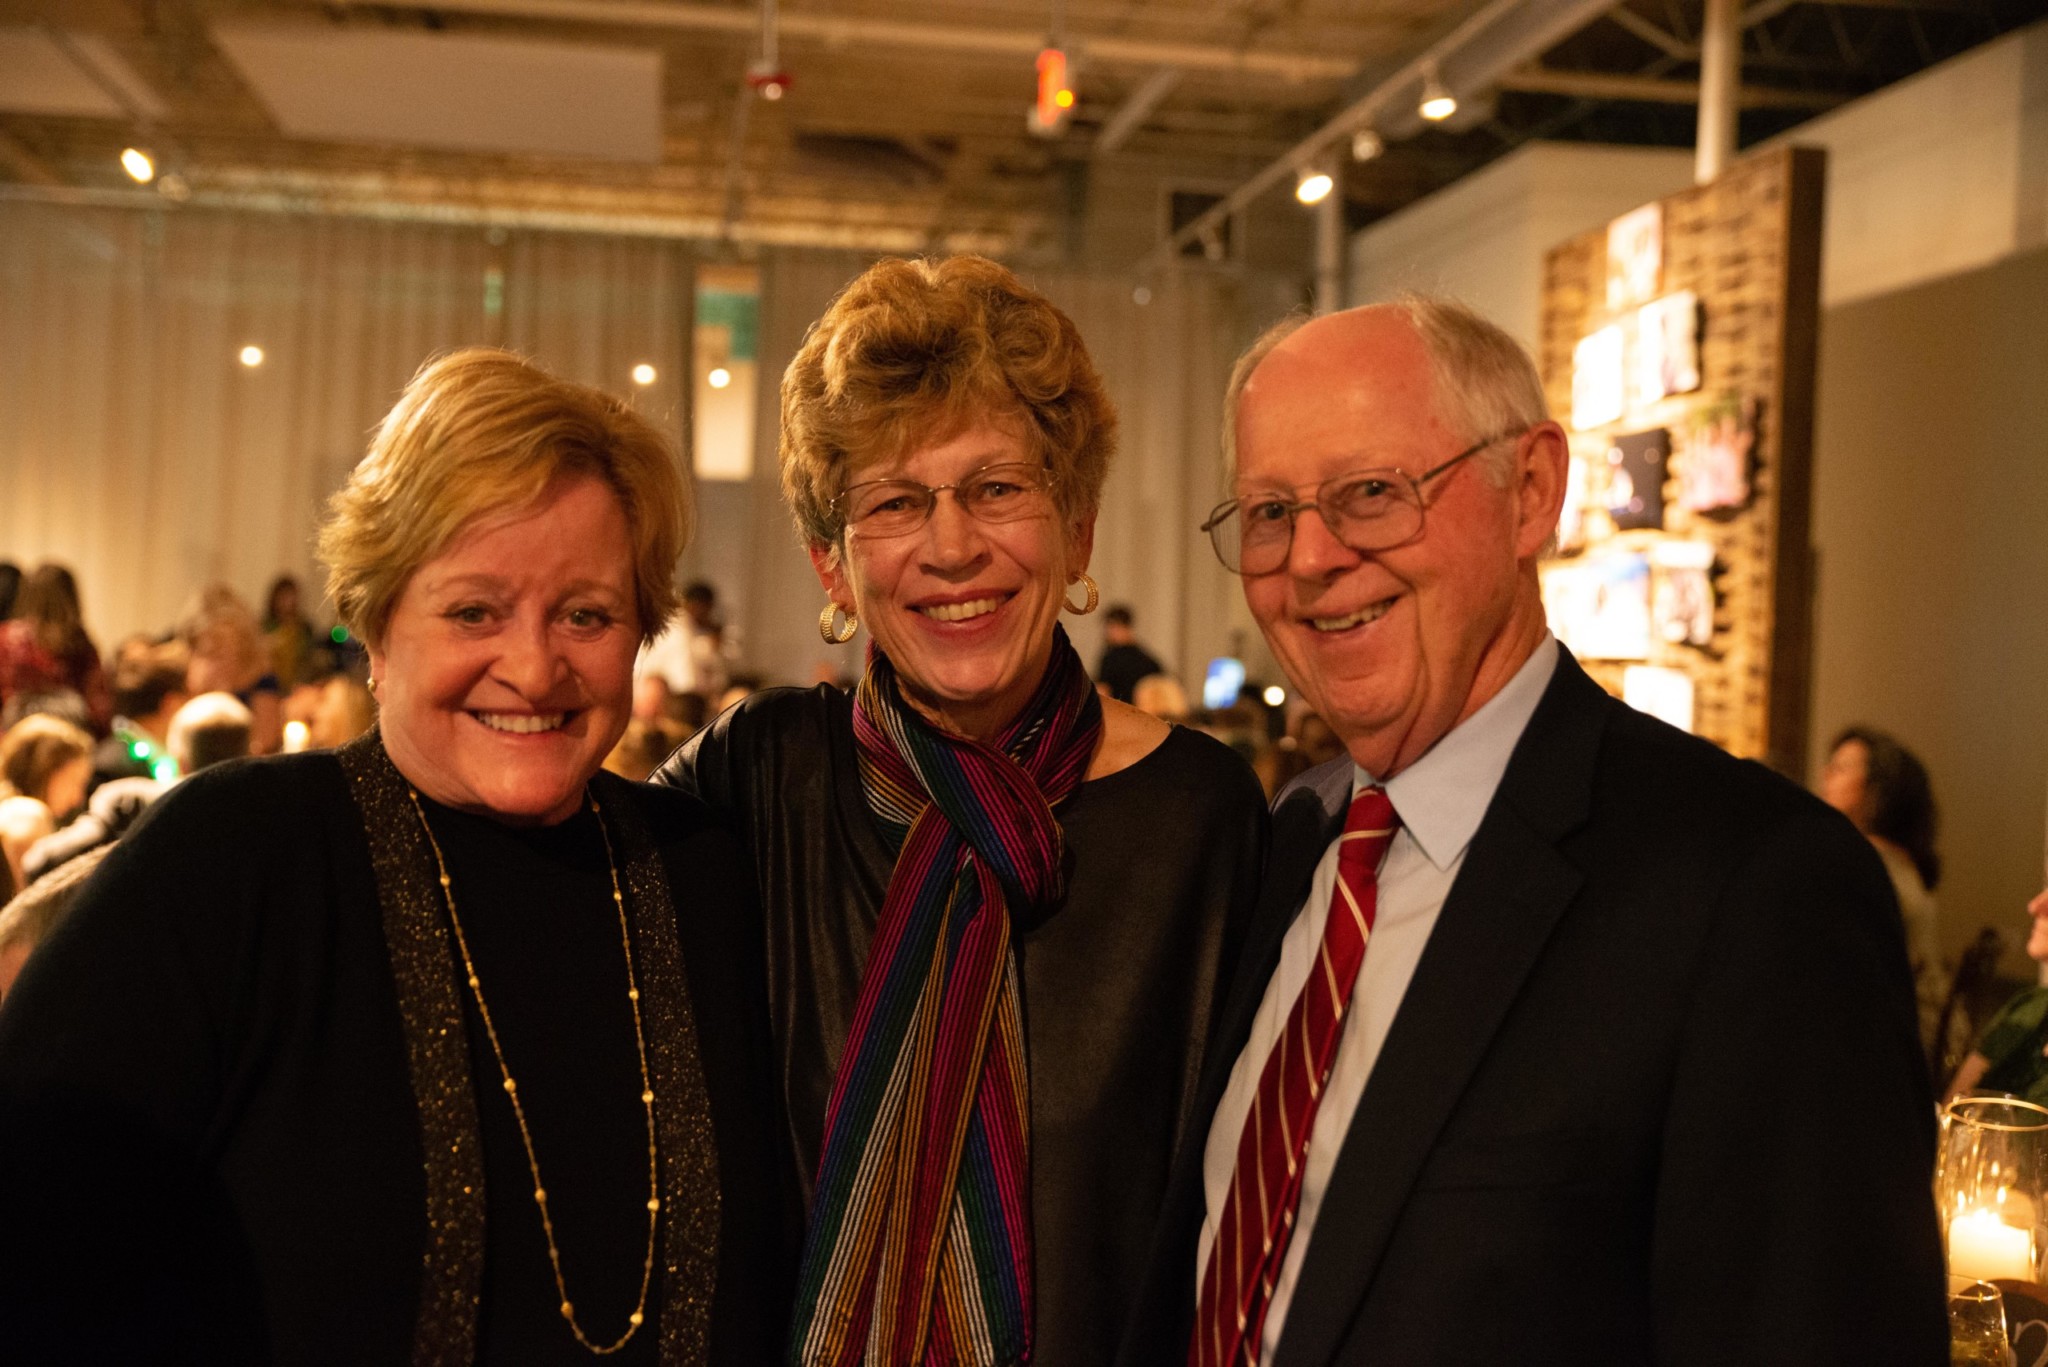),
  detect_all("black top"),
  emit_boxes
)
[653,685,1268,1367]
[0,749,797,1366]
[1096,642,1165,704]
